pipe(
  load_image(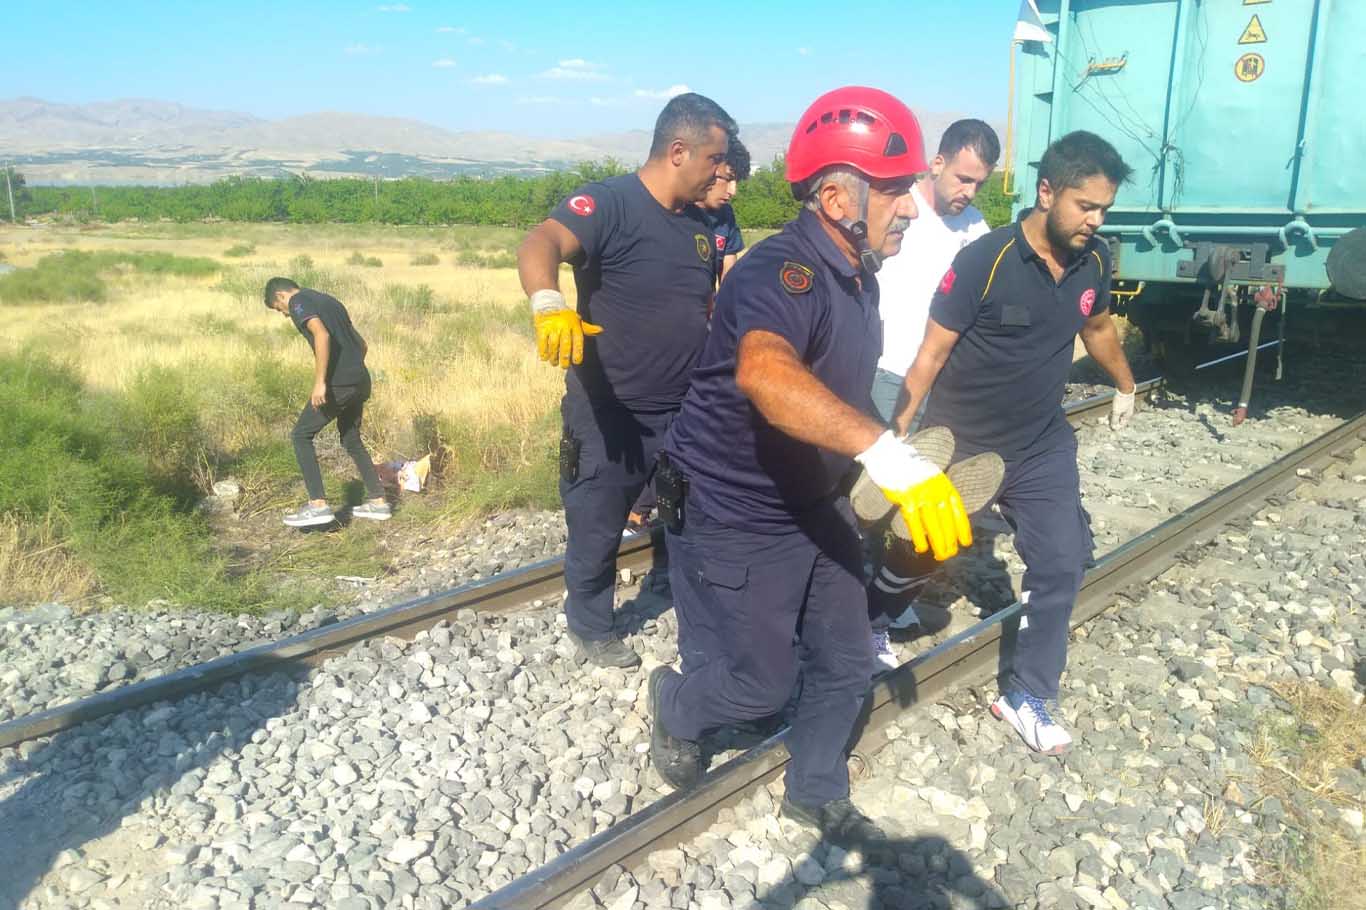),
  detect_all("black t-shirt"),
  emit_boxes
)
[922,218,1111,459]
[288,288,370,388]
[550,174,716,411]
[664,208,882,532]
[702,204,745,284]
